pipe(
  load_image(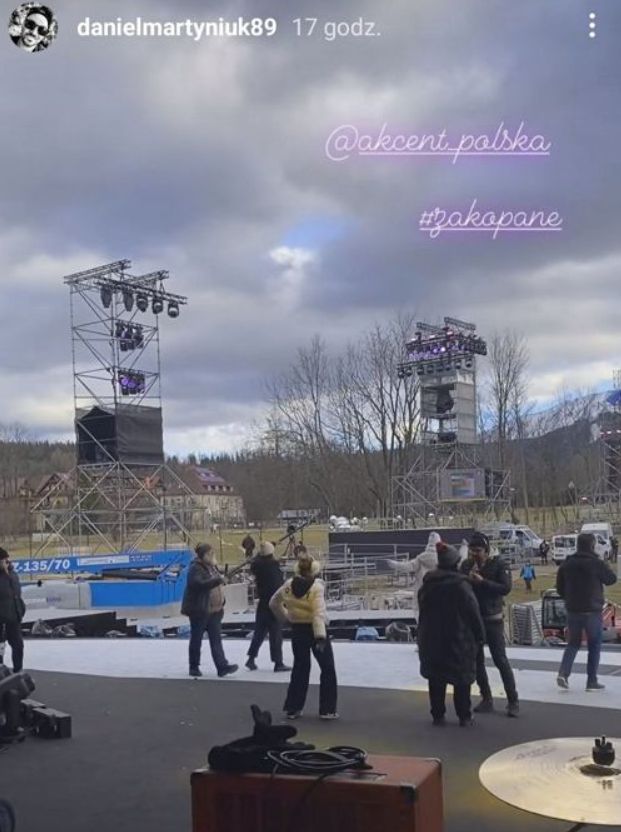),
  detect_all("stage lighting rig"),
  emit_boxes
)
[136,292,149,312]
[100,286,112,309]
[152,295,164,315]
[118,369,146,395]
[443,316,476,332]
[167,300,179,318]
[122,288,134,312]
